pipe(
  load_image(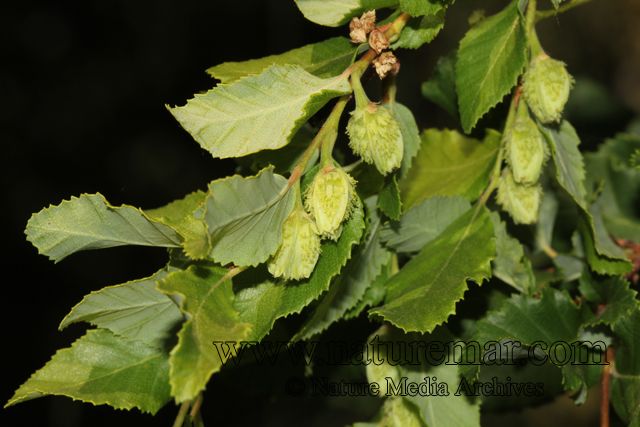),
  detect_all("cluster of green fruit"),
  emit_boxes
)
[498,53,574,224]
